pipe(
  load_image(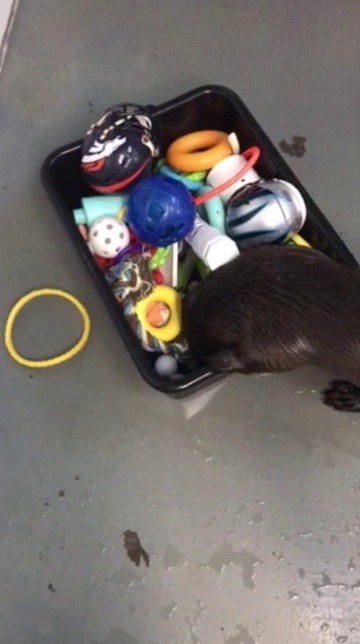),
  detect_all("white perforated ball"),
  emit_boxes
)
[88,217,130,258]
